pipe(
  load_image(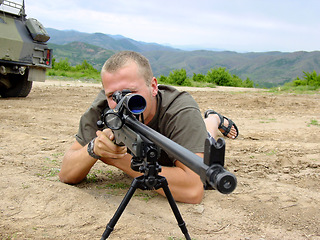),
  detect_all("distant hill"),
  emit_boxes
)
[47,28,179,53]
[47,28,320,87]
[143,50,320,87]
[48,42,115,70]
